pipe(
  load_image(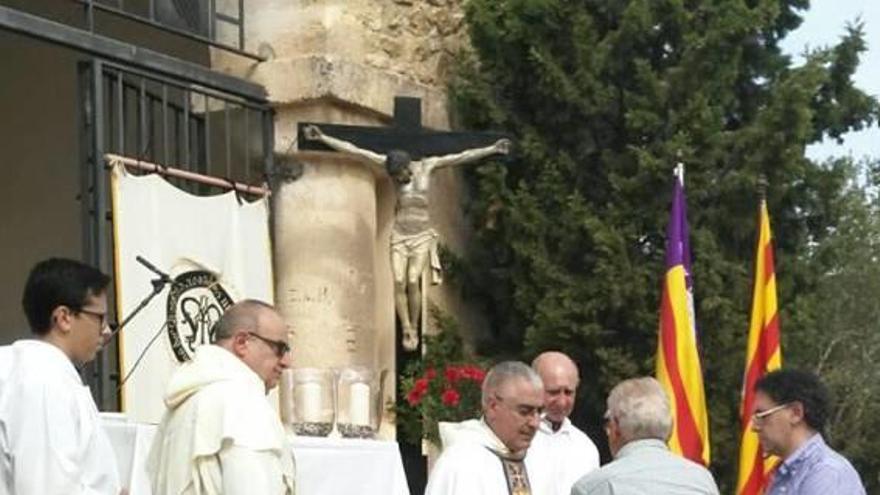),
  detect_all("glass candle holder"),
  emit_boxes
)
[336,366,378,438]
[290,368,335,437]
